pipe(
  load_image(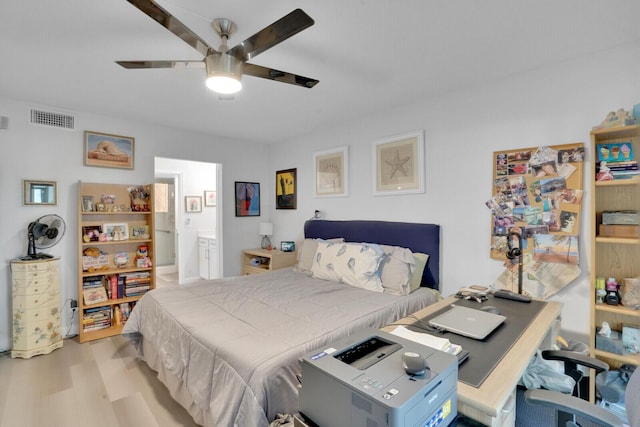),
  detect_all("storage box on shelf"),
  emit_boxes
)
[77,181,155,343]
[589,125,640,400]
